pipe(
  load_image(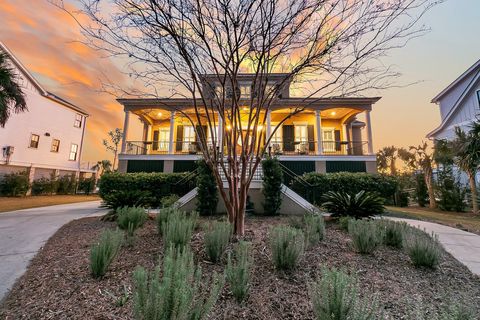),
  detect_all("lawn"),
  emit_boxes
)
[0,194,100,212]
[385,206,480,235]
[1,215,479,319]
